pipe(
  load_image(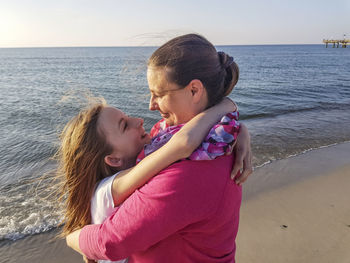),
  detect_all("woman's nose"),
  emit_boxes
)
[149,95,158,111]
